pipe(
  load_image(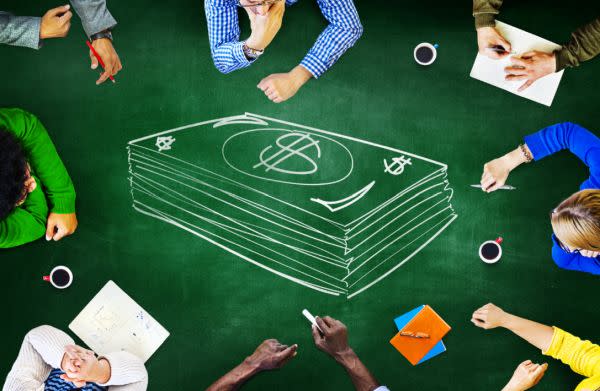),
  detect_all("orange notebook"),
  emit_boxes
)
[389,305,451,365]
